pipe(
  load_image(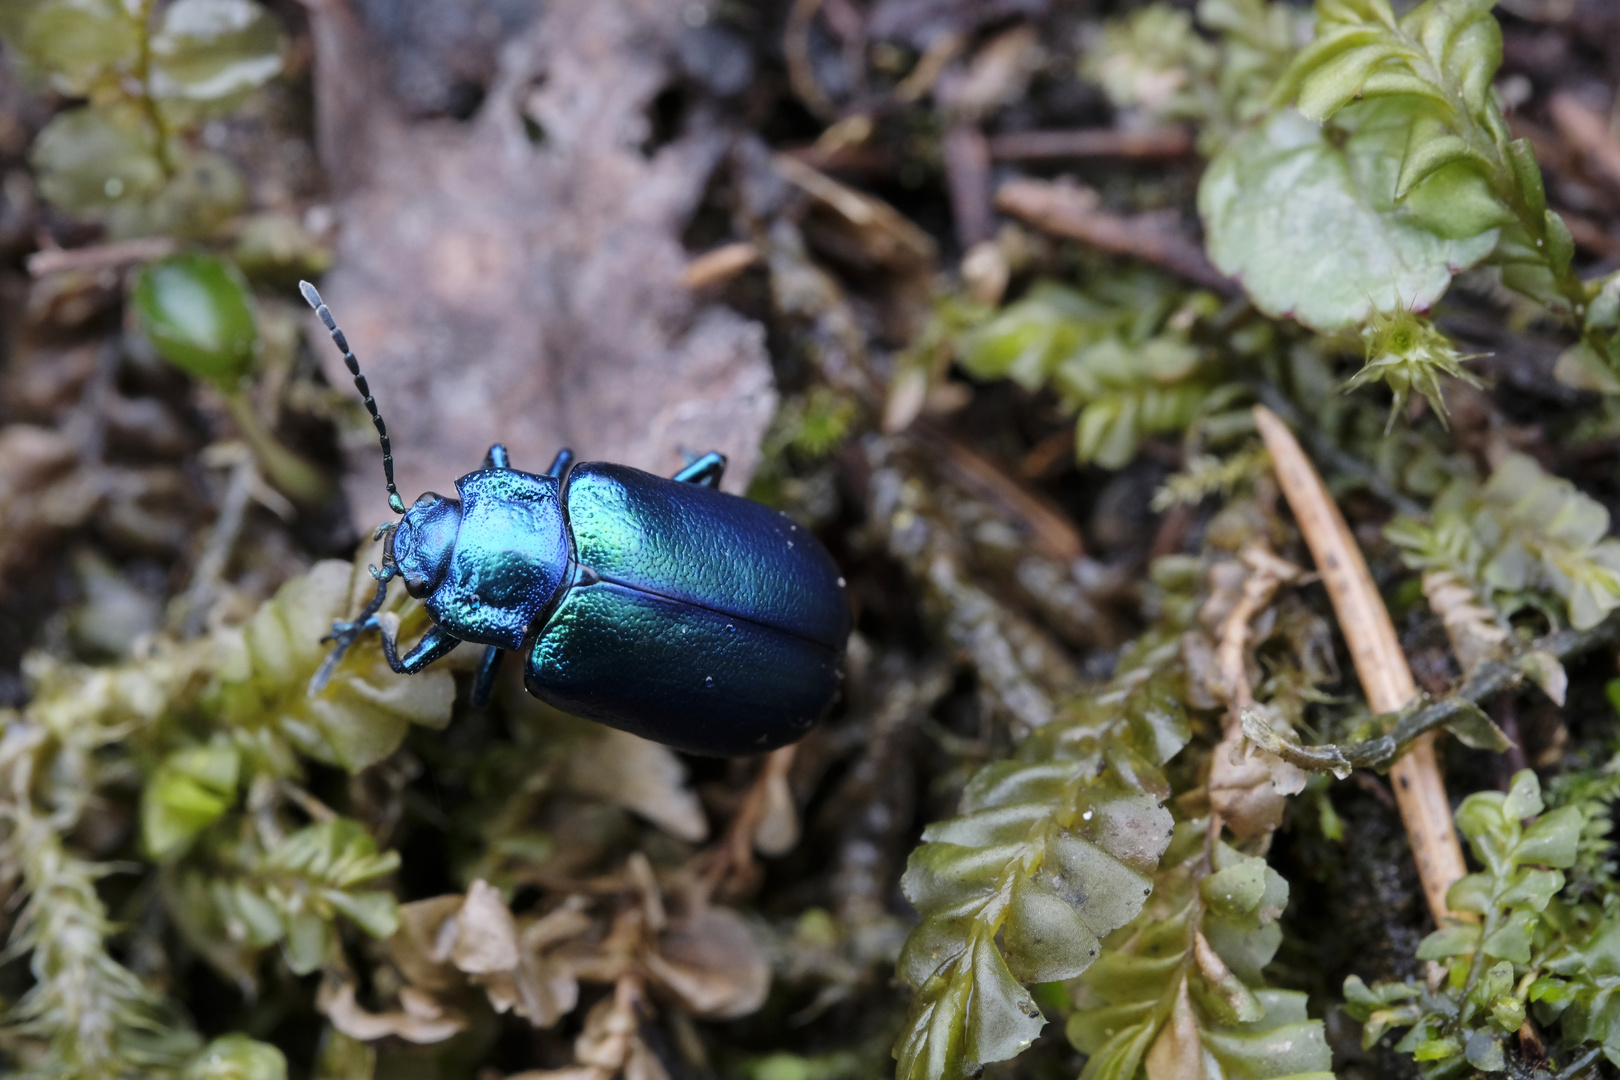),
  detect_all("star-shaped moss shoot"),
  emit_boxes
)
[1343,301,1481,432]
